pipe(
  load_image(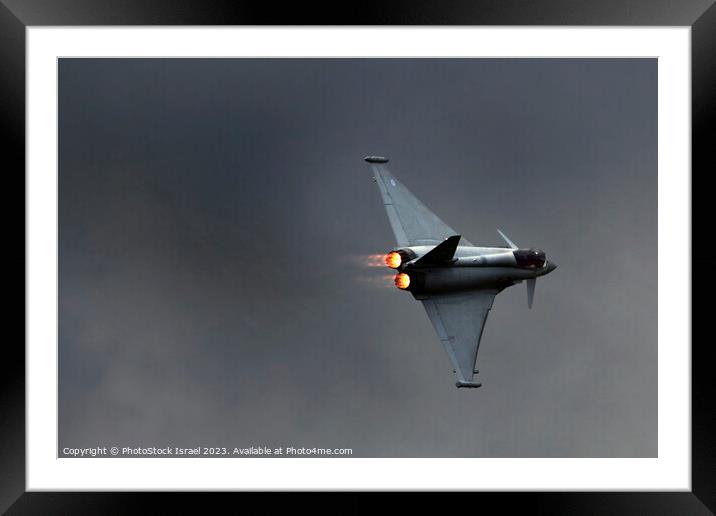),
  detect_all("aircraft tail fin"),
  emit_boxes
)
[414,235,461,266]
